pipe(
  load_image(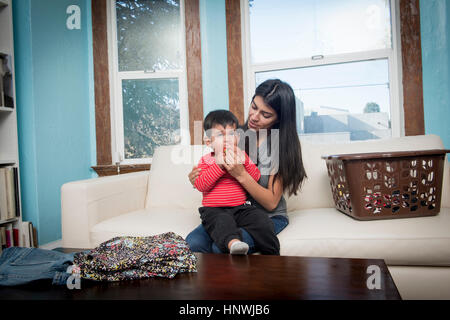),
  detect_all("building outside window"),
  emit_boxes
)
[243,0,403,143]
[108,0,189,164]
